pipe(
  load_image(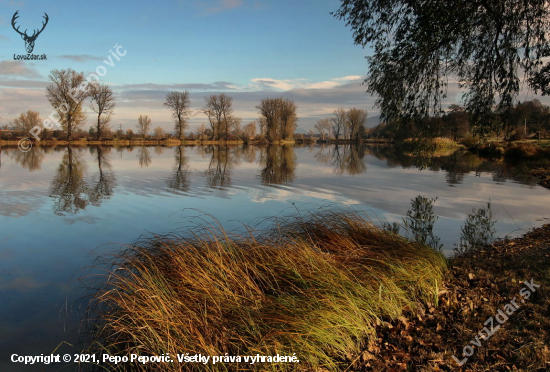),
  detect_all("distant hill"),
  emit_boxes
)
[366,115,382,128]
